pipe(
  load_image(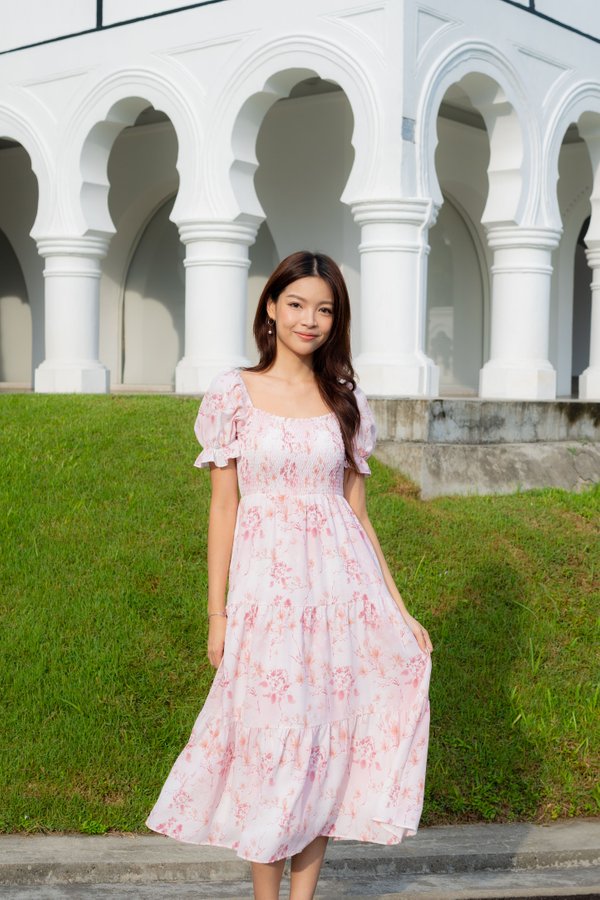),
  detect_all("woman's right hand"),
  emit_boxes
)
[207,616,227,668]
